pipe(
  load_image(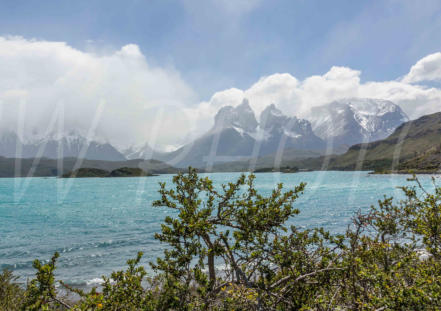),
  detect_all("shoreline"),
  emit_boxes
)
[370,169,441,175]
